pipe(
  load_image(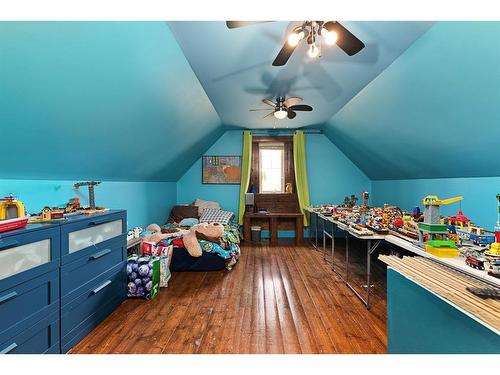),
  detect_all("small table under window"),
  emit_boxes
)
[243,212,304,245]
